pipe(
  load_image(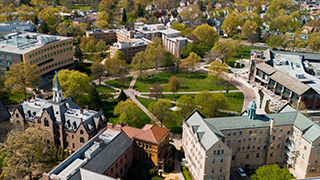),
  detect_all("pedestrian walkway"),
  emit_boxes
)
[140,90,242,95]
